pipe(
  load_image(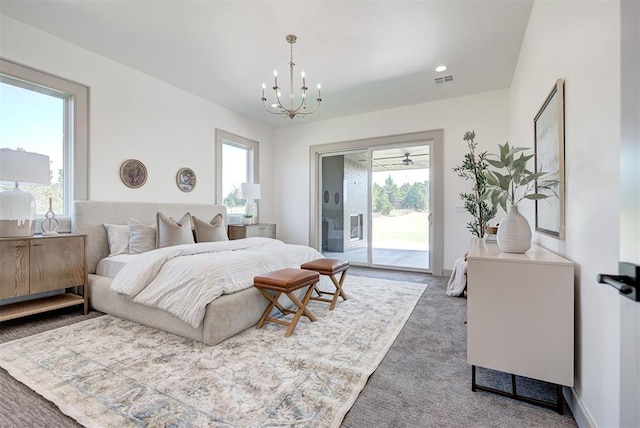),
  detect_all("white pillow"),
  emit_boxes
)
[126,217,157,254]
[103,224,130,256]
